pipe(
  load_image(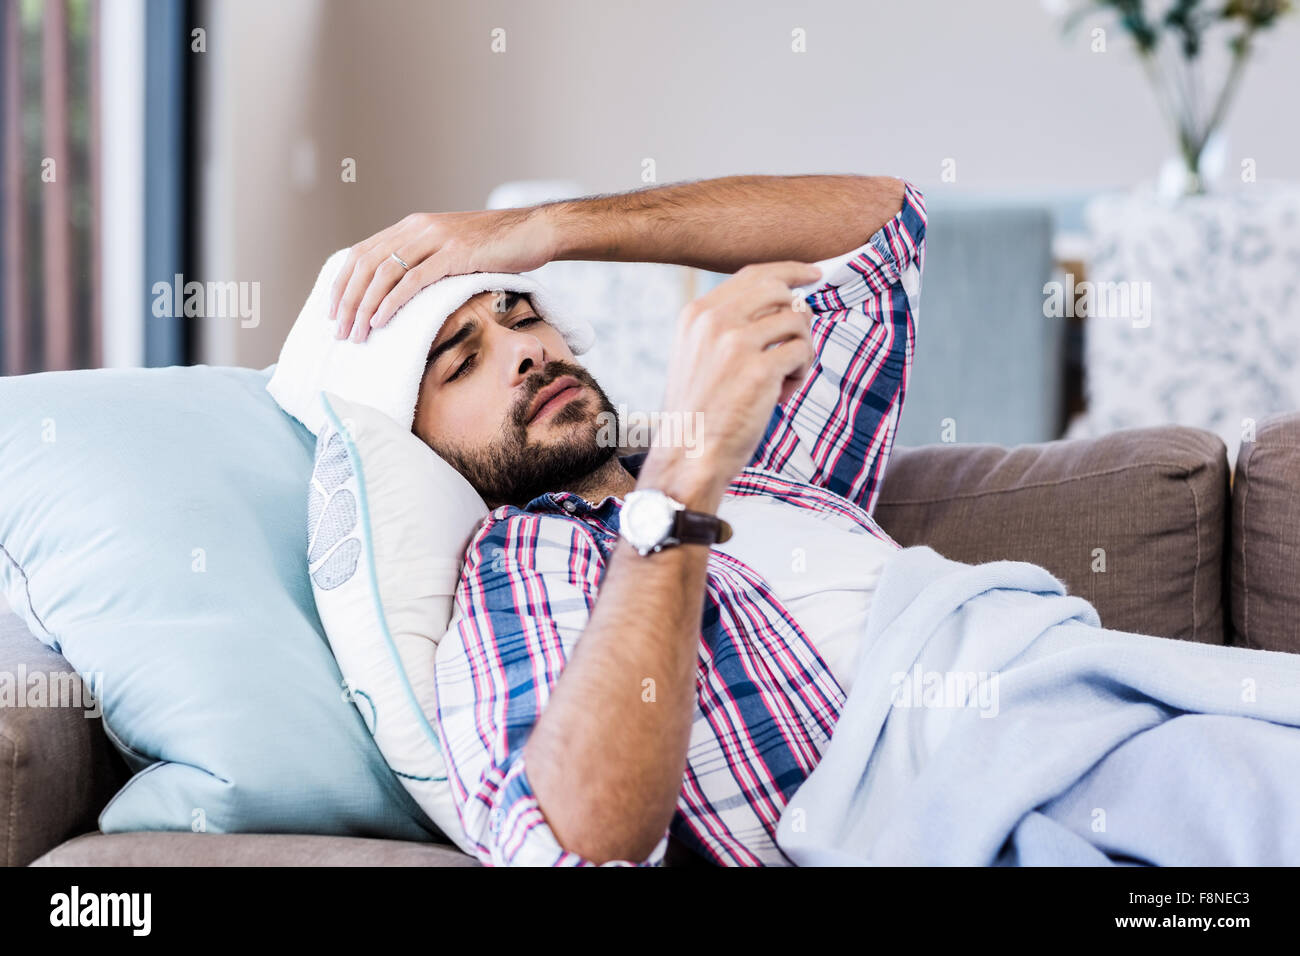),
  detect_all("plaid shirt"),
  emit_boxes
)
[434,182,927,866]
